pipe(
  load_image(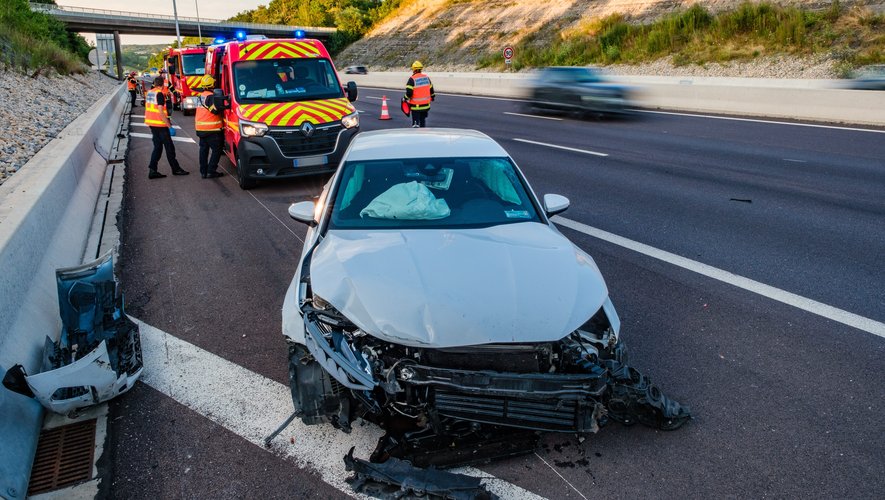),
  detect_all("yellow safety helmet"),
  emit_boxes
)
[199,75,216,88]
[411,60,424,71]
